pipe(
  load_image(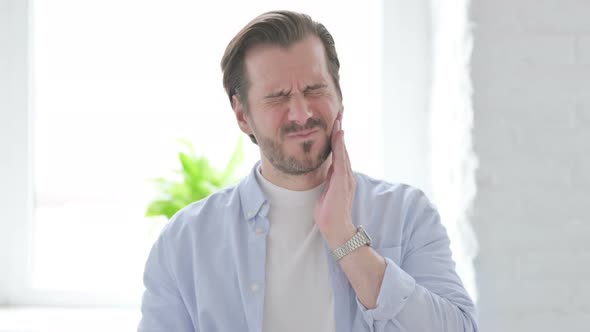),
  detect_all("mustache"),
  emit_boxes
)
[281,118,327,136]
